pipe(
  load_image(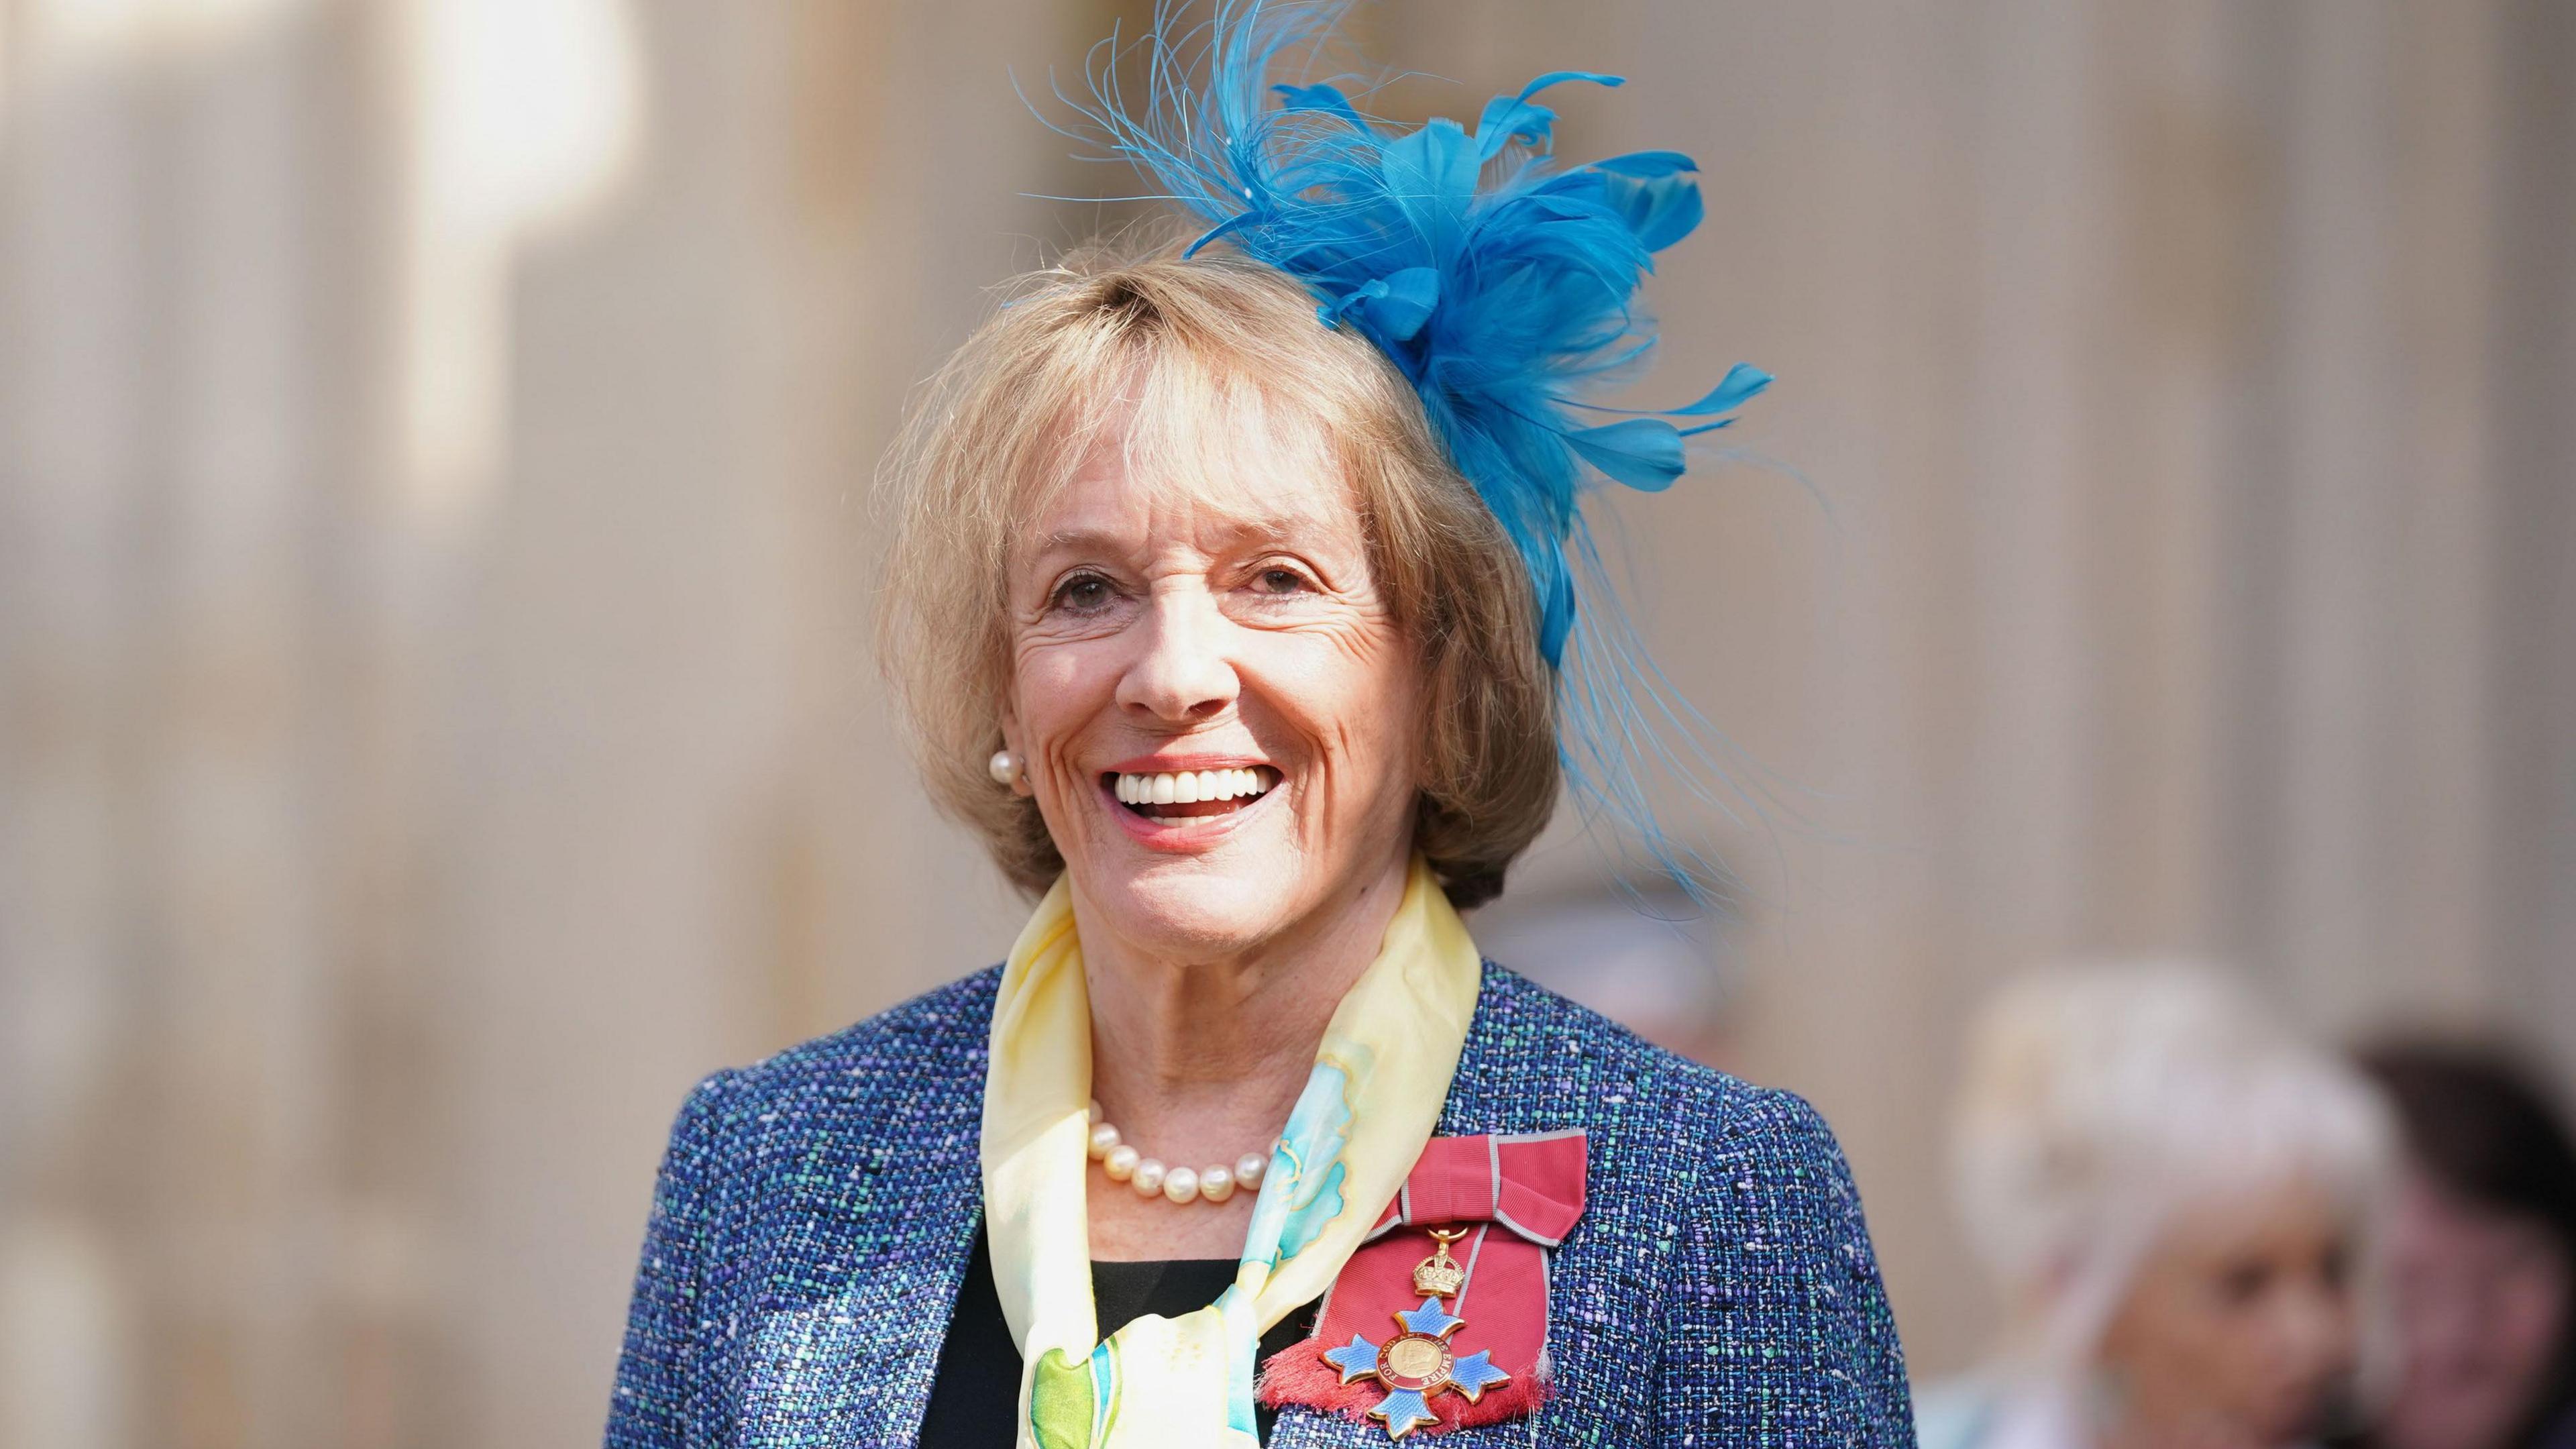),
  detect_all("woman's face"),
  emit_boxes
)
[1000,403,1424,961]
[2374,1169,2572,1449]
[2097,1177,2362,1449]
